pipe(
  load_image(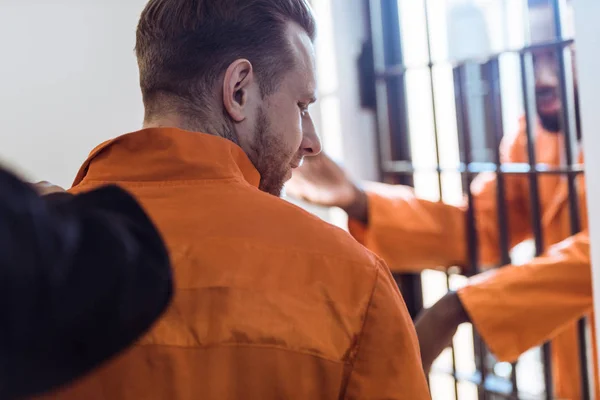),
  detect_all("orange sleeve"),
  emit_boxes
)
[343,261,430,399]
[349,122,532,272]
[457,231,592,362]
[348,184,467,273]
